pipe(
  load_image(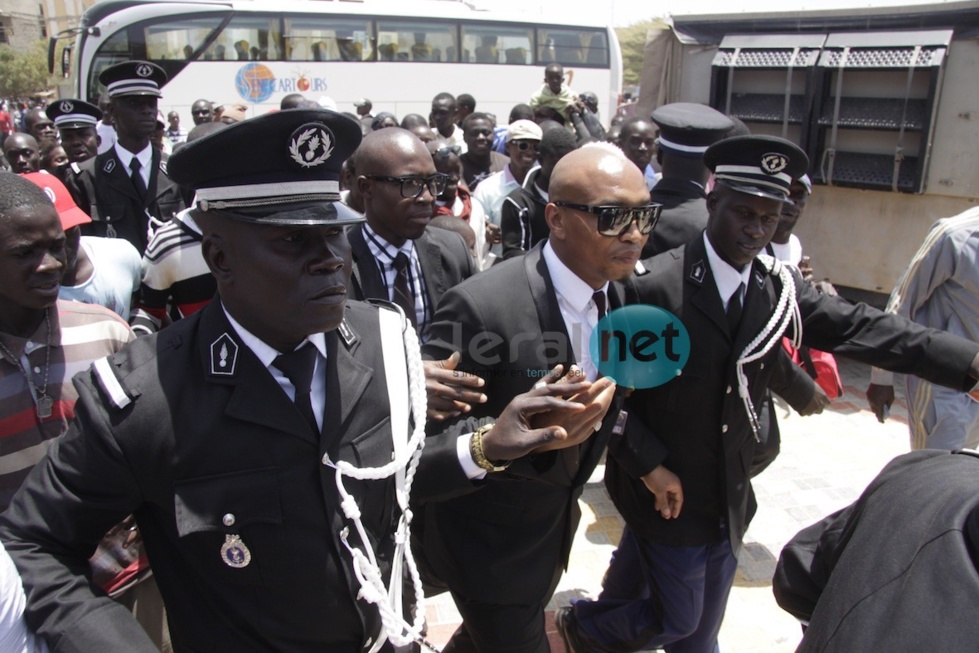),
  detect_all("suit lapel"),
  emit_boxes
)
[323,326,372,436]
[99,150,142,204]
[347,225,387,301]
[685,238,730,340]
[198,304,319,446]
[524,244,572,368]
[414,232,444,312]
[145,148,162,210]
[732,261,776,353]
